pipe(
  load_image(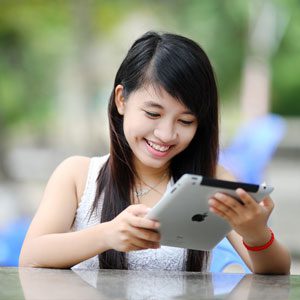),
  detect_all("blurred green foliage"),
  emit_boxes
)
[167,0,249,101]
[0,0,299,137]
[0,2,72,132]
[272,1,300,116]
